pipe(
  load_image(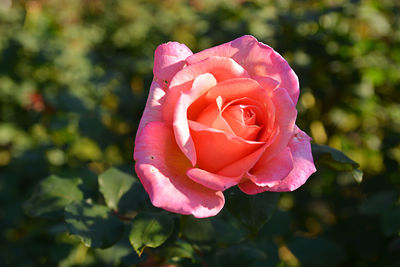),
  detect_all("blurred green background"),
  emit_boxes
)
[0,0,399,266]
